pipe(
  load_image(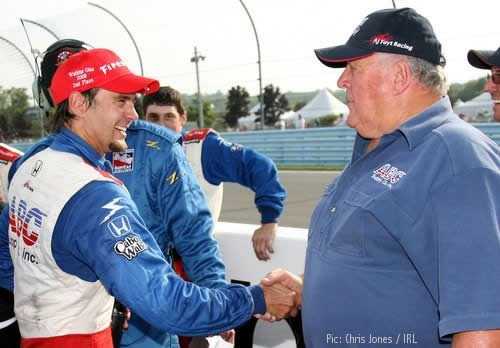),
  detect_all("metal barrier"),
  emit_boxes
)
[9,123,500,167]
[222,123,500,167]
